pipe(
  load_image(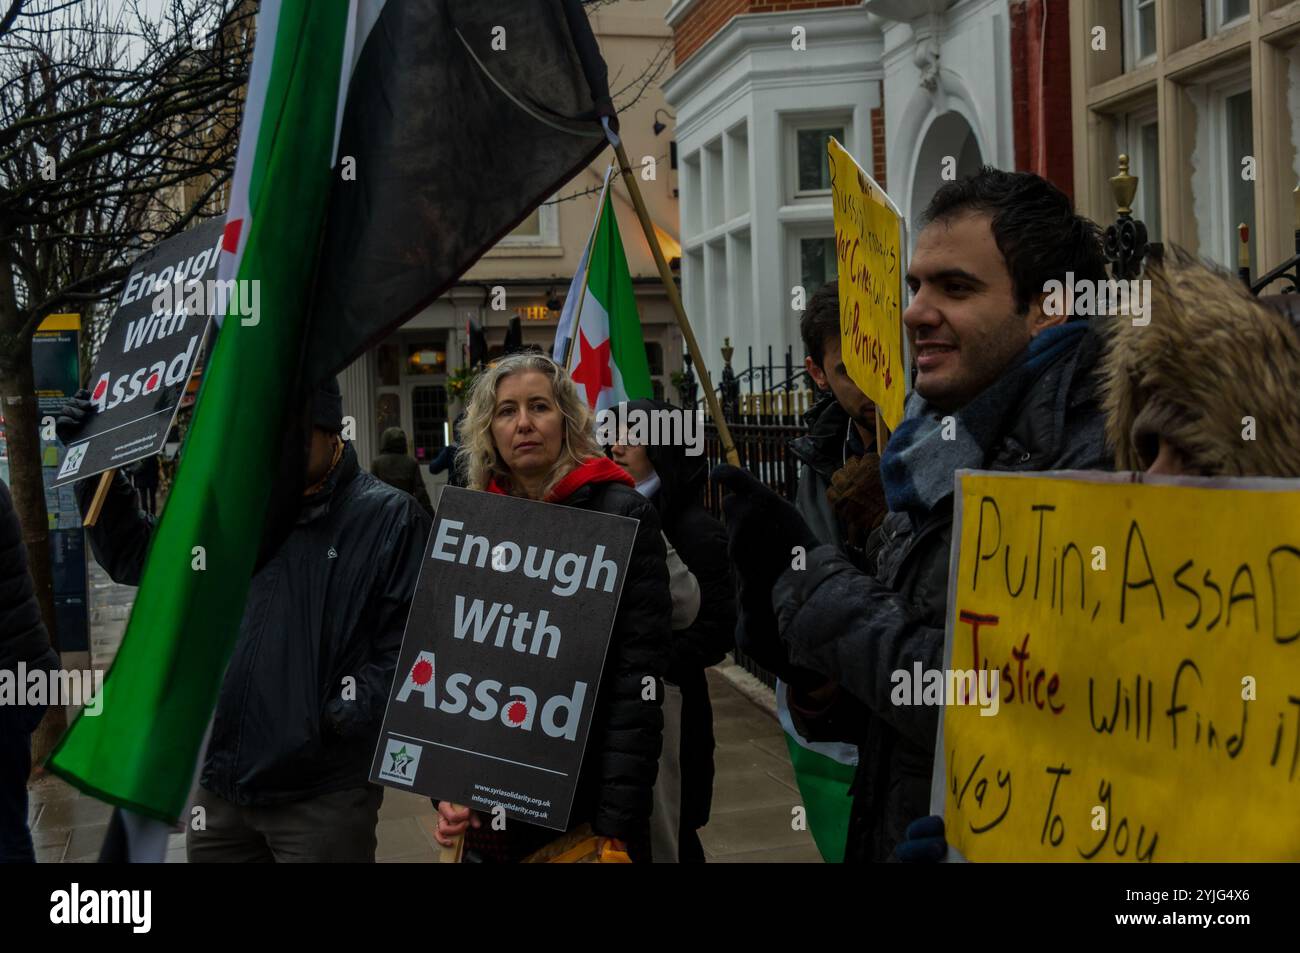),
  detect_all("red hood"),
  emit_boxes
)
[486,456,634,503]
